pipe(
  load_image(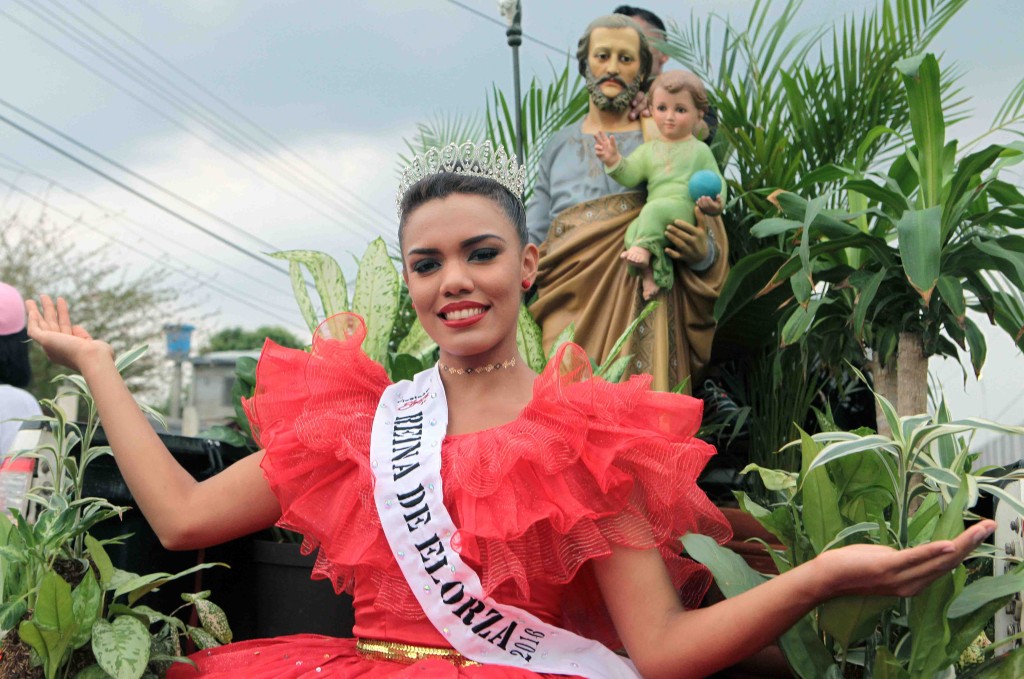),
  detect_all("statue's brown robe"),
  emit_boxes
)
[529,176,729,393]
